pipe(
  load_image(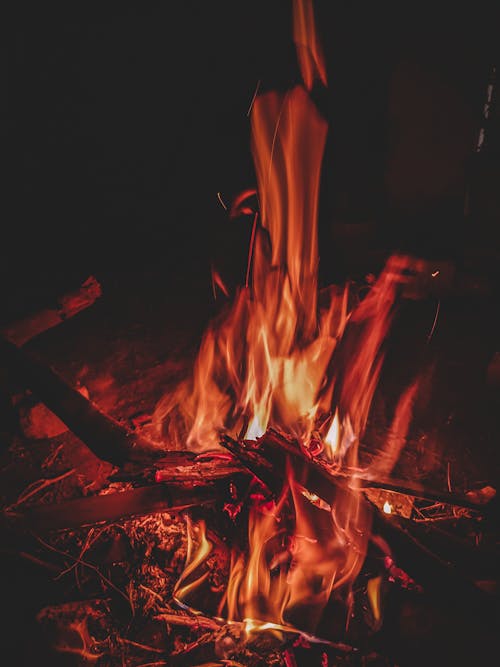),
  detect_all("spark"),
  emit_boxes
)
[431,270,440,278]
[245,212,259,288]
[217,191,228,210]
[427,299,441,343]
[247,79,261,117]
